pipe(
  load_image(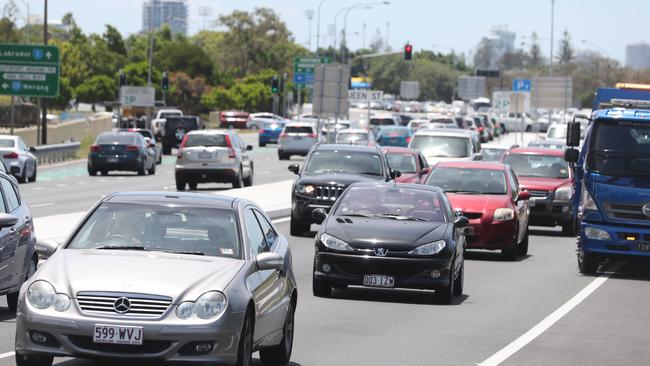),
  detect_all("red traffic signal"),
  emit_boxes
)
[404,44,413,61]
